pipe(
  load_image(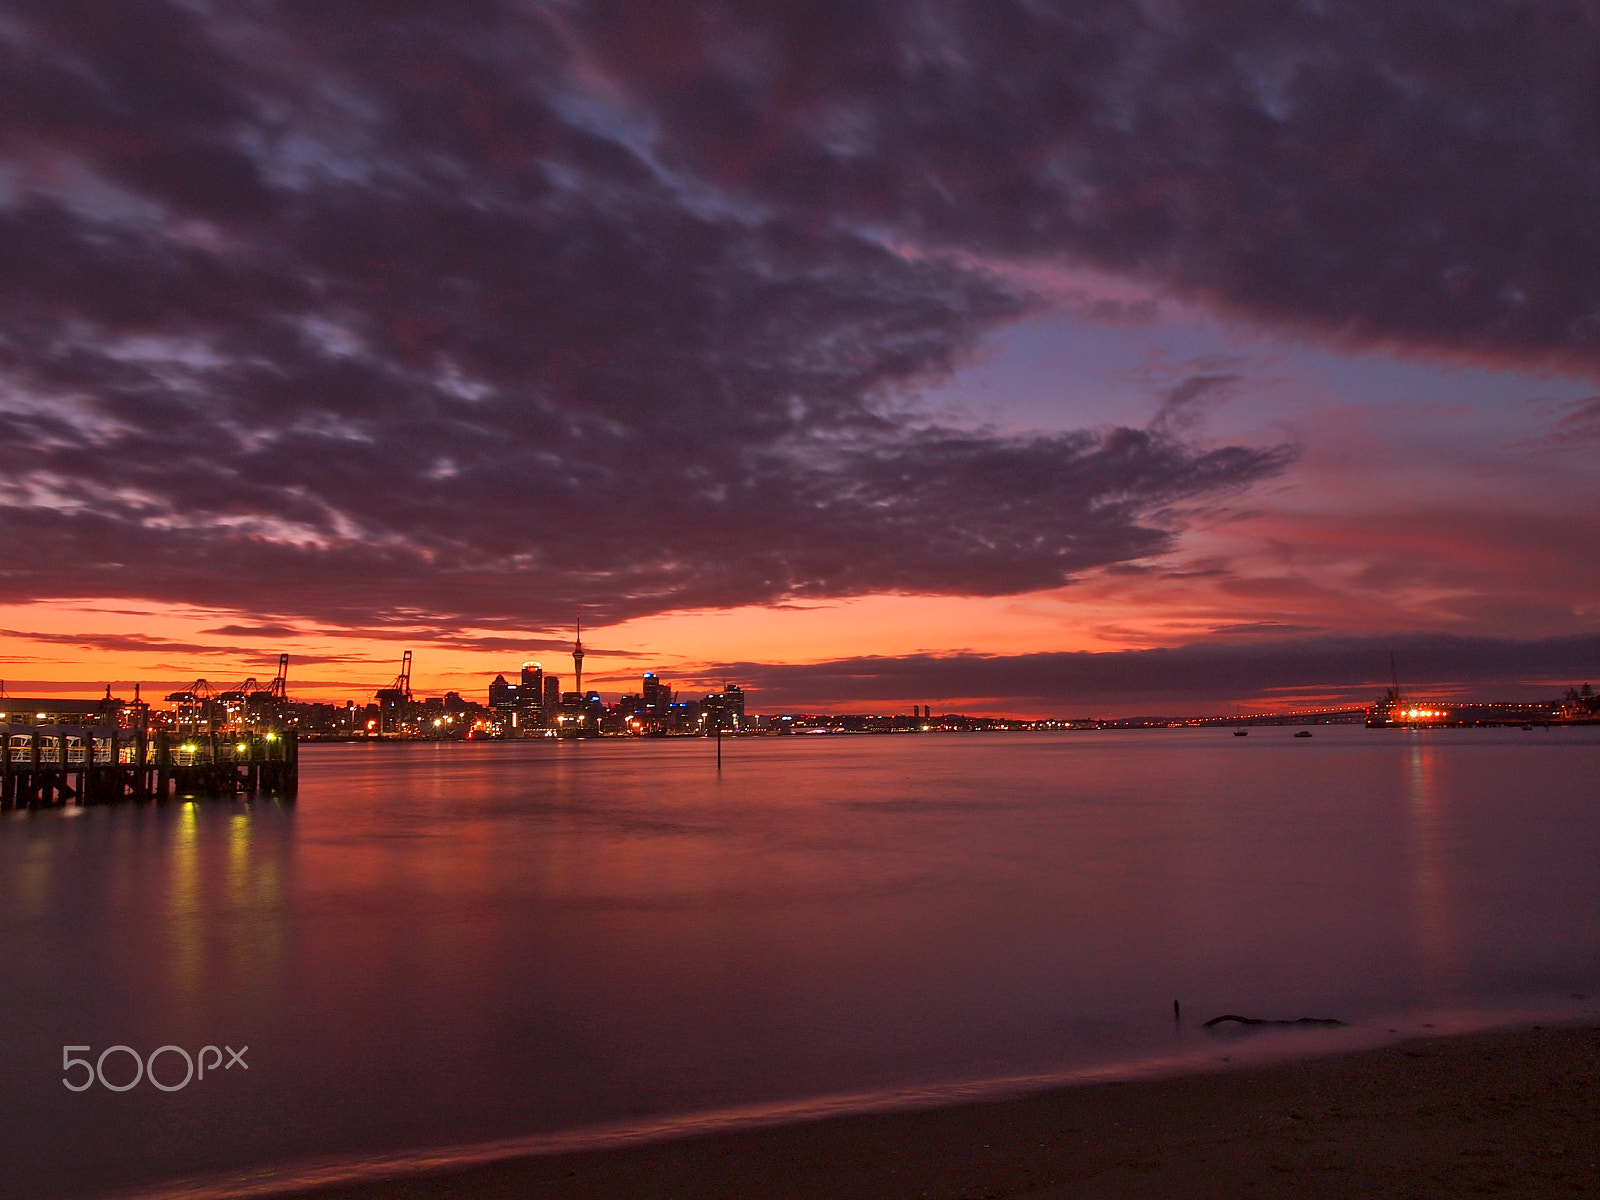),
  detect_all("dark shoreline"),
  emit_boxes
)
[212,1024,1599,1200]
